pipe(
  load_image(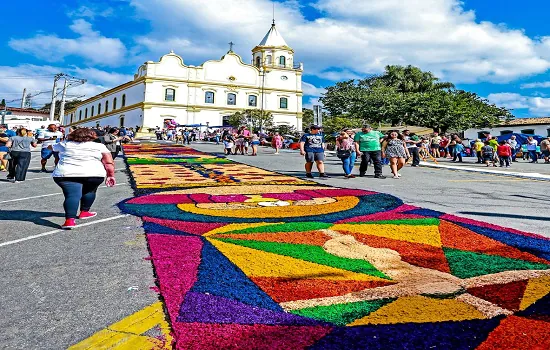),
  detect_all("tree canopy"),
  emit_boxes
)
[40,99,83,120]
[319,65,512,133]
[227,109,273,132]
